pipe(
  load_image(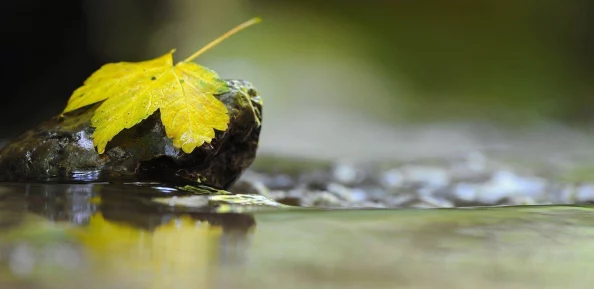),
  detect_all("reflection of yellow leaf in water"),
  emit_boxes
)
[73,214,222,288]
